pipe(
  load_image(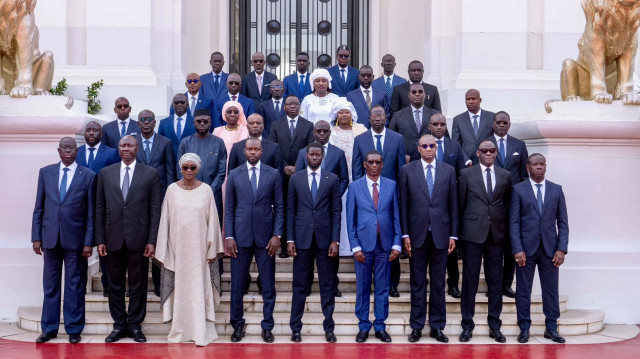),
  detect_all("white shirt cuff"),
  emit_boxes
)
[450,237,458,241]
[225,237,234,240]
[402,234,409,239]
[287,240,294,243]
[352,246,362,254]
[392,245,402,252]
[465,160,472,166]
